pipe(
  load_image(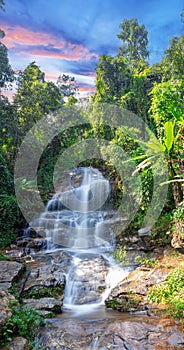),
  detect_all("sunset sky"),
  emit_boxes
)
[0,0,183,95]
